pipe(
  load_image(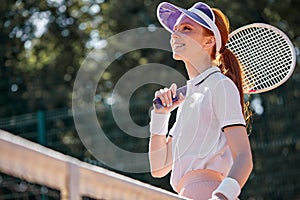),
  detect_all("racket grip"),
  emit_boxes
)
[153,86,187,109]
